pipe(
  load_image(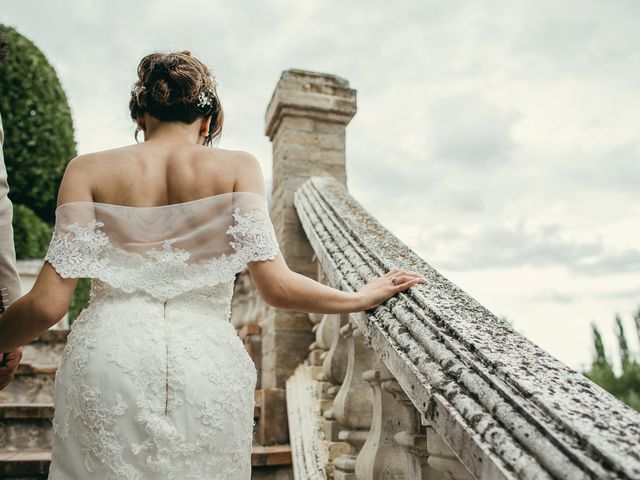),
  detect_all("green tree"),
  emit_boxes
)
[0,24,77,224]
[0,25,87,324]
[67,278,91,326]
[582,306,640,412]
[11,203,51,259]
